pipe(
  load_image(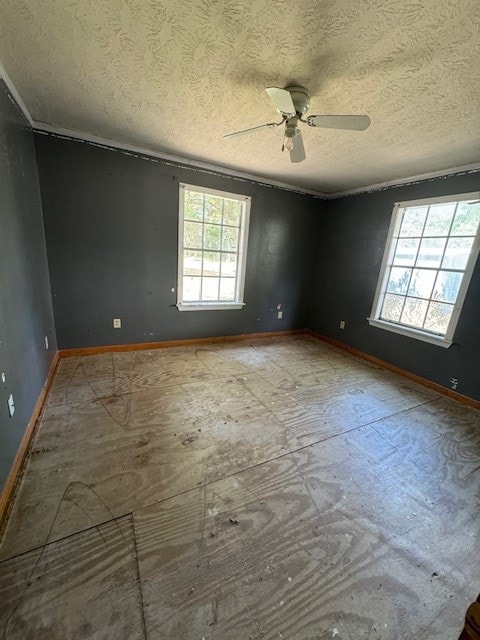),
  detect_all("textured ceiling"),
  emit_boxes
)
[0,0,479,193]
